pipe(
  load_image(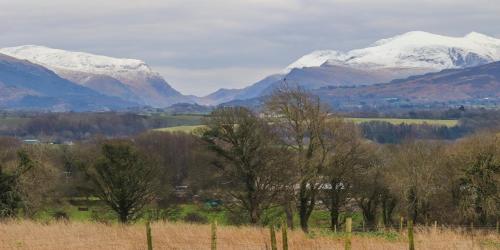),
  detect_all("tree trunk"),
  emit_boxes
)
[249,207,259,224]
[359,198,378,228]
[284,201,294,229]
[298,181,310,232]
[246,174,259,224]
[330,207,340,231]
[299,197,309,232]
[119,210,128,223]
[327,179,346,231]
[382,194,396,226]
